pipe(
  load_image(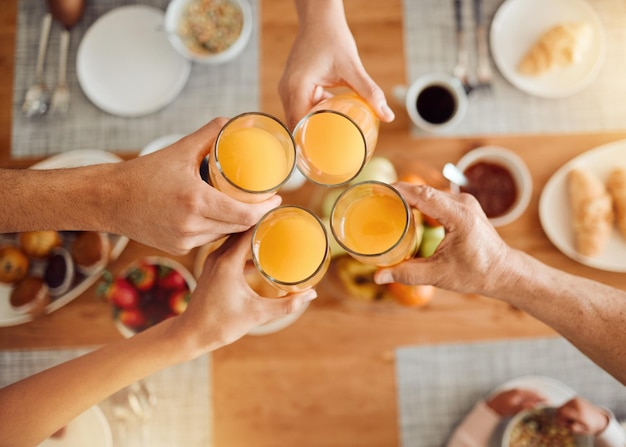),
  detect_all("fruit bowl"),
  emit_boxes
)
[100,257,196,338]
